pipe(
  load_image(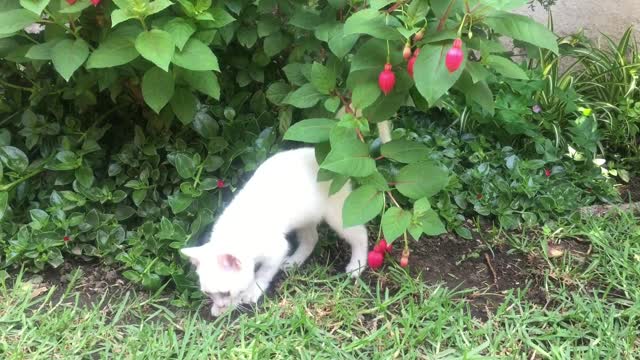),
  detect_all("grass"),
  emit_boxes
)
[1,212,639,359]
